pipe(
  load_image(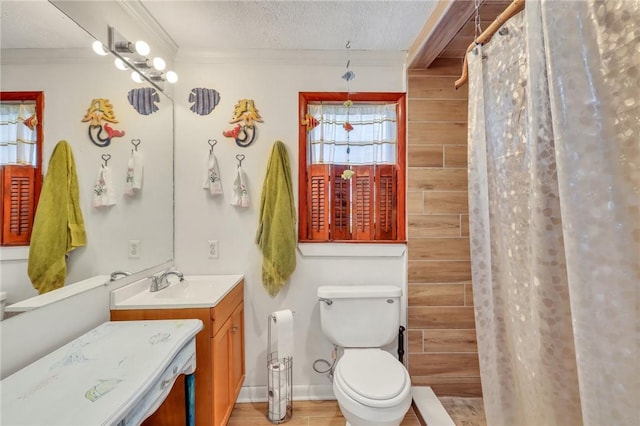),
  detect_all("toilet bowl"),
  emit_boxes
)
[333,349,412,426]
[317,285,412,426]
